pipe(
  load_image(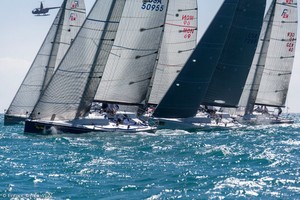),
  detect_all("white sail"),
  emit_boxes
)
[236,0,276,115]
[147,0,198,105]
[55,0,86,71]
[94,0,169,105]
[30,0,126,121]
[255,0,298,107]
[5,0,86,119]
